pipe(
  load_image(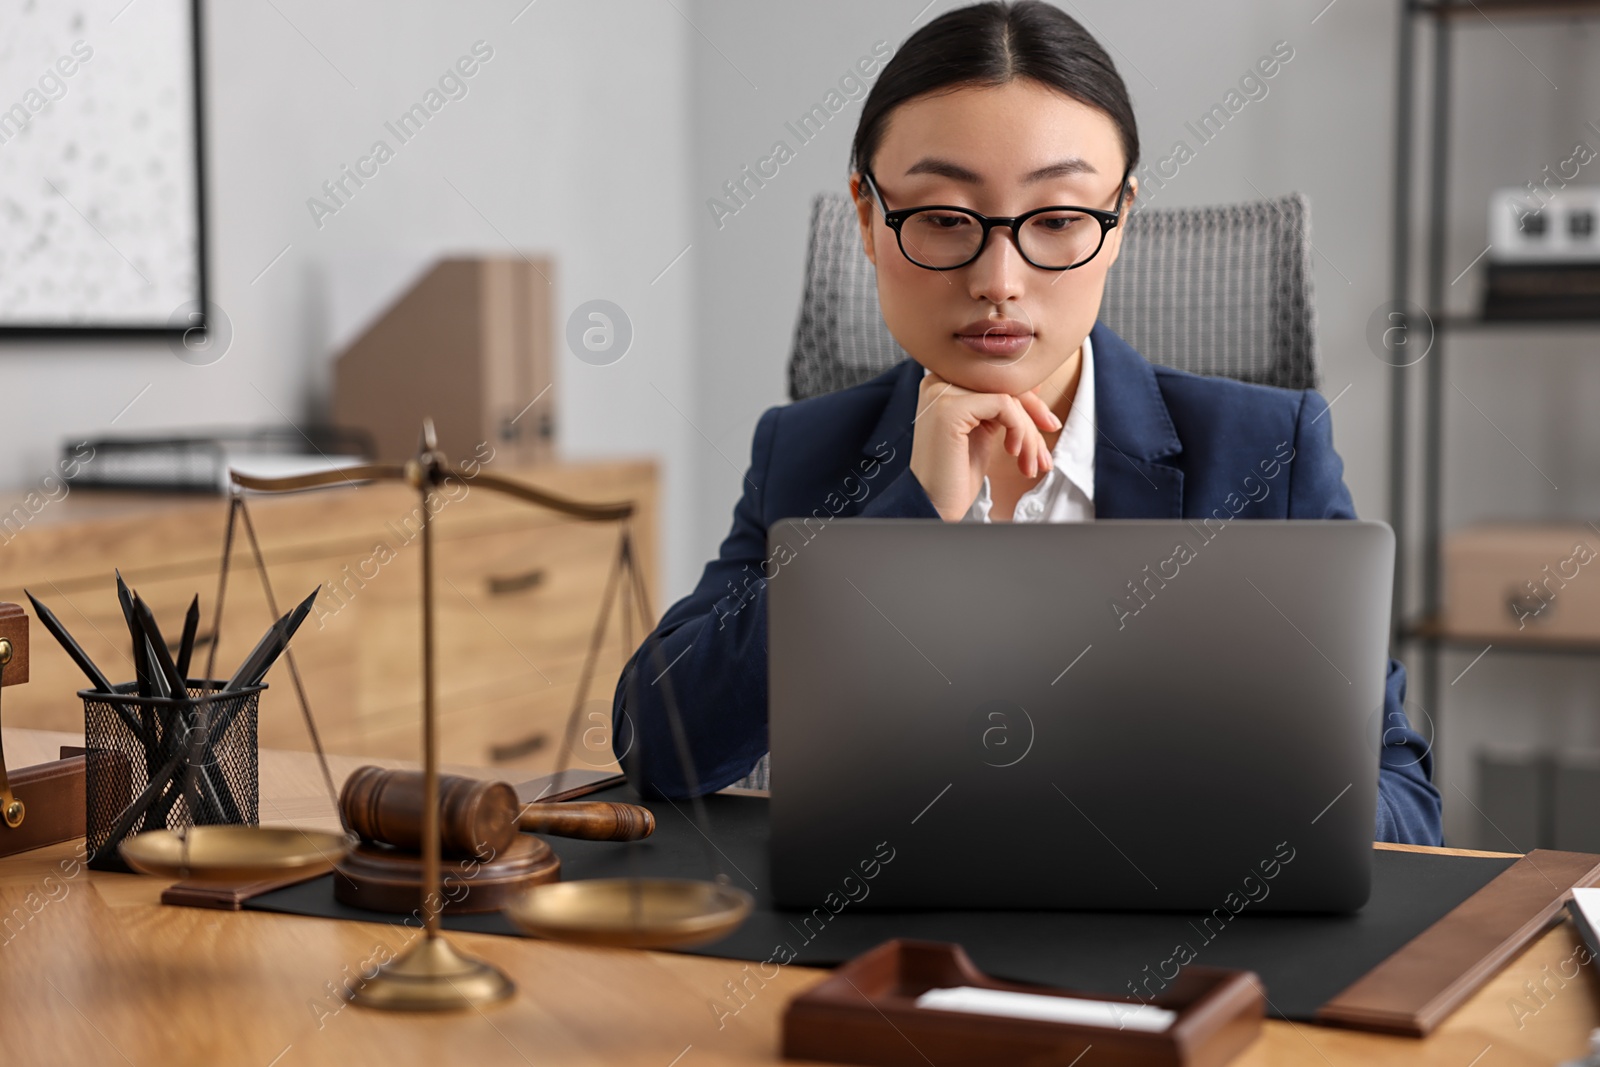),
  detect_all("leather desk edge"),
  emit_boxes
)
[1316,847,1600,1037]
